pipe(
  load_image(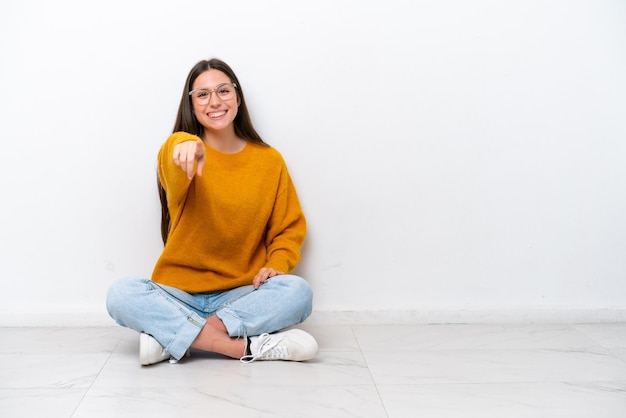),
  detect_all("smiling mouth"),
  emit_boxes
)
[208,111,226,118]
